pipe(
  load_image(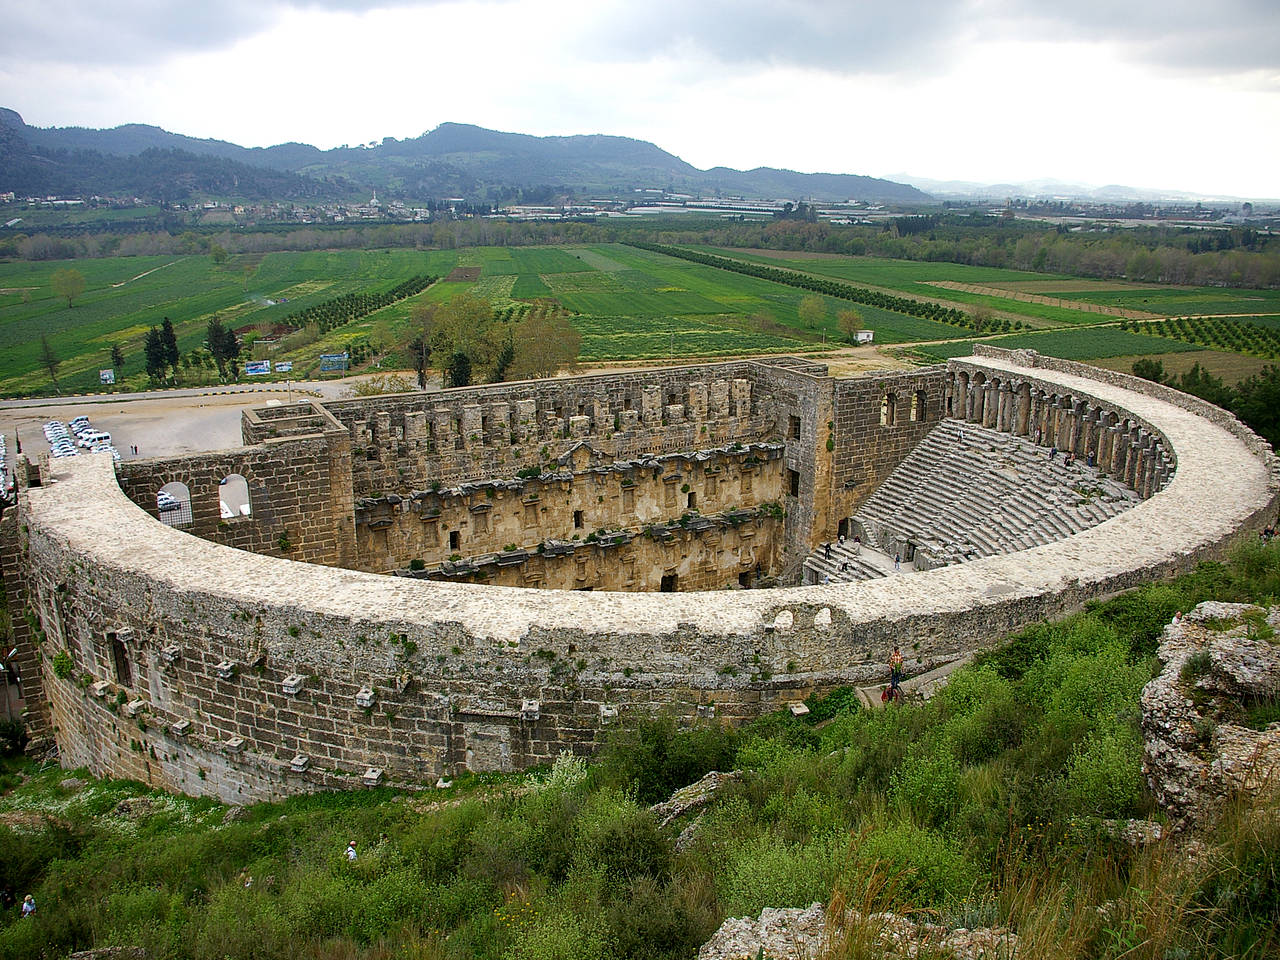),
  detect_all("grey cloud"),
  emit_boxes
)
[583,1,970,74]
[583,0,1279,79]
[989,0,1280,75]
[0,1,450,66]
